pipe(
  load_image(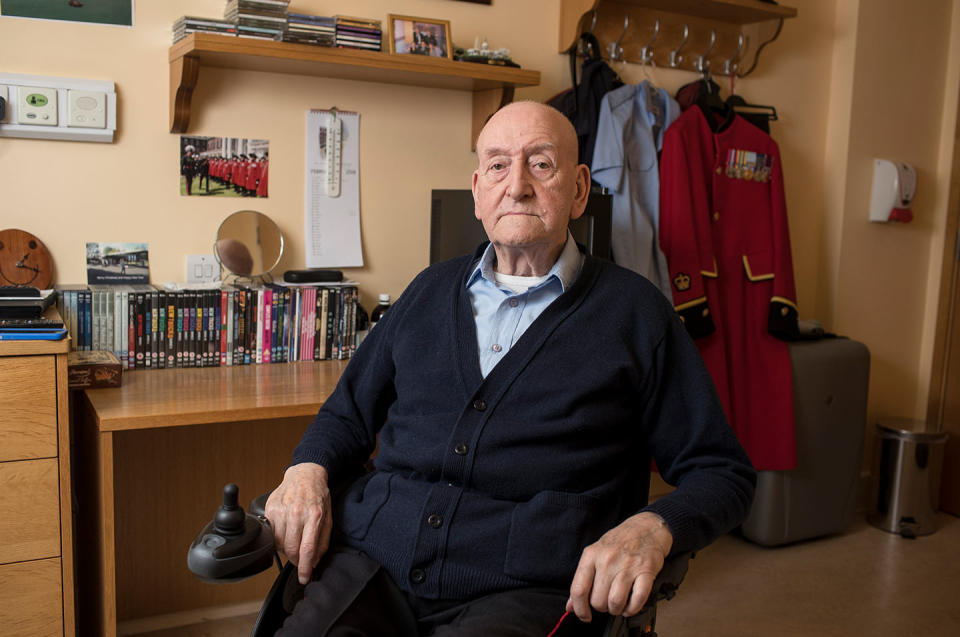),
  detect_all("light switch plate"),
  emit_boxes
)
[18,86,57,126]
[68,89,106,128]
[186,254,220,283]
